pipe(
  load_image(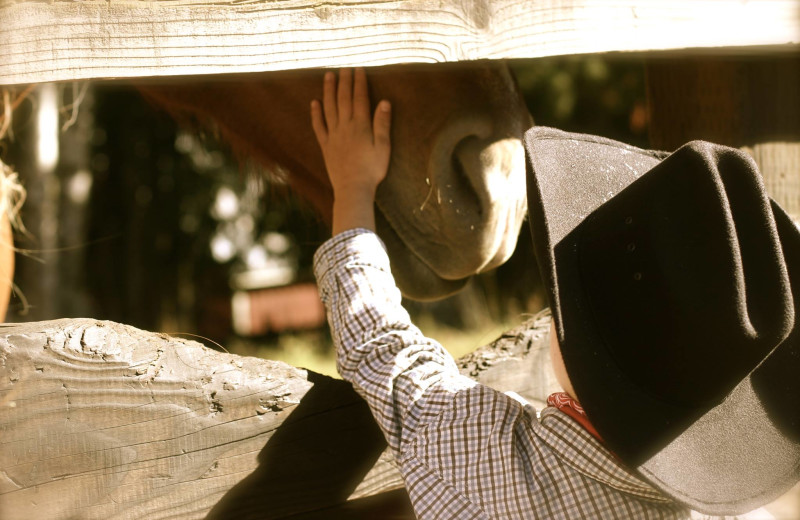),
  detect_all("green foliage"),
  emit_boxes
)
[511,55,649,147]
